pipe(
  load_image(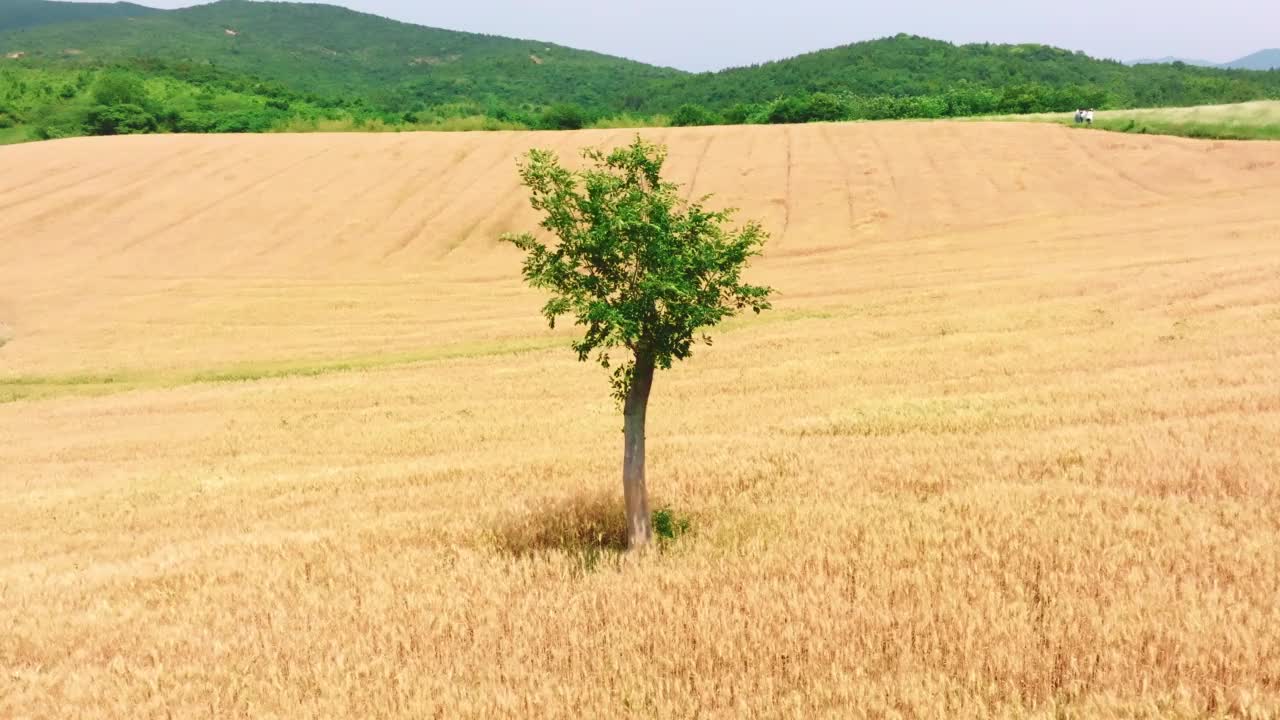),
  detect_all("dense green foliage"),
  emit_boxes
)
[3,2,1279,143]
[538,103,588,131]
[0,0,678,111]
[502,137,772,404]
[0,59,435,143]
[670,103,722,127]
[642,35,1280,114]
[0,0,156,33]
